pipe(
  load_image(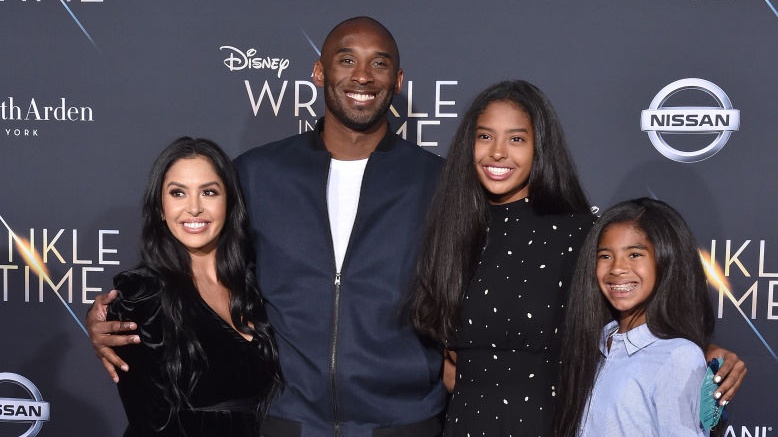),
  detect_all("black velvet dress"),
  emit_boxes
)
[444,198,594,437]
[108,267,277,437]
